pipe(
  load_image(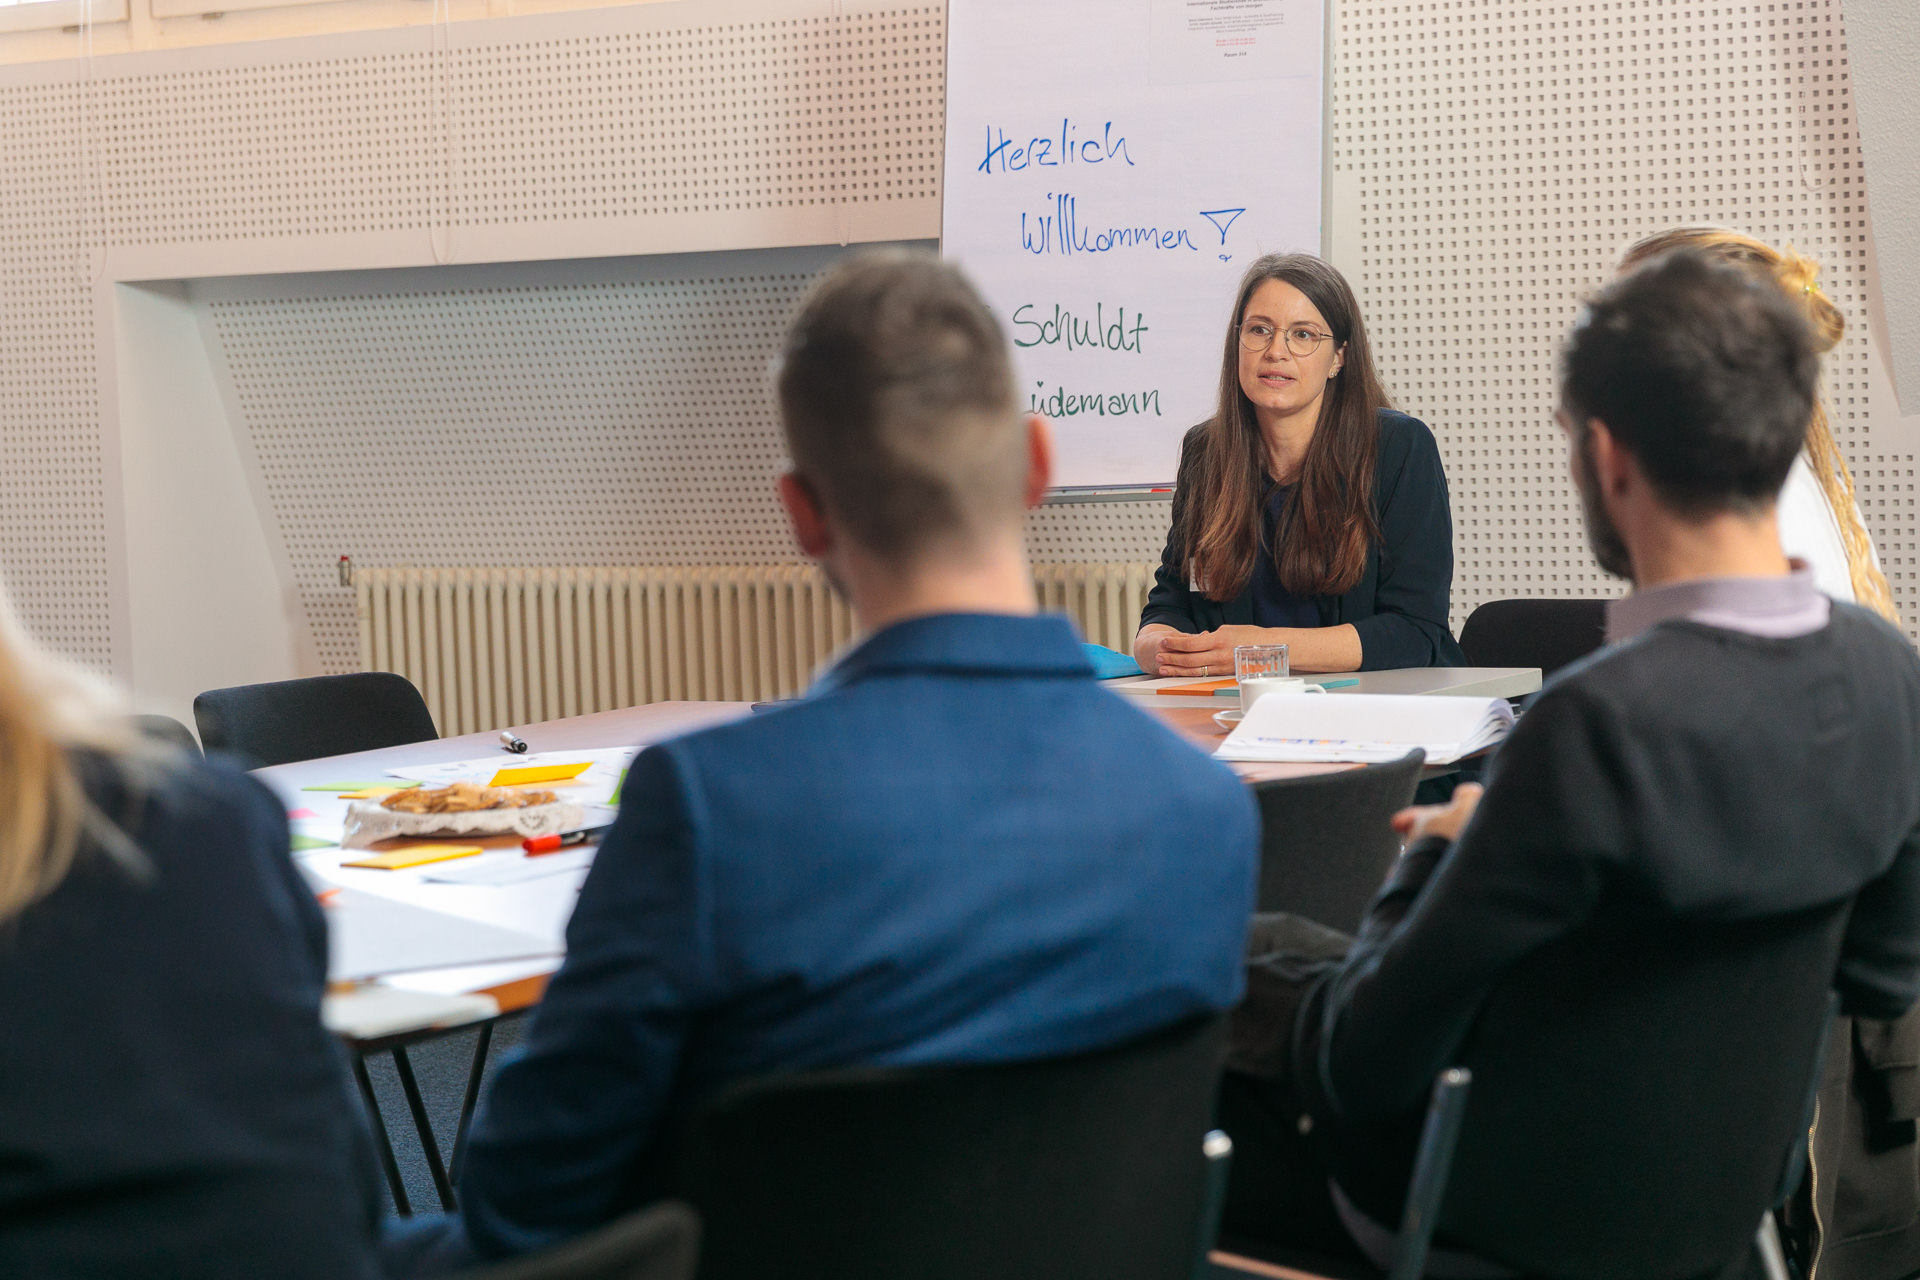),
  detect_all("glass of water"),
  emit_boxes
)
[1234,643,1290,710]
